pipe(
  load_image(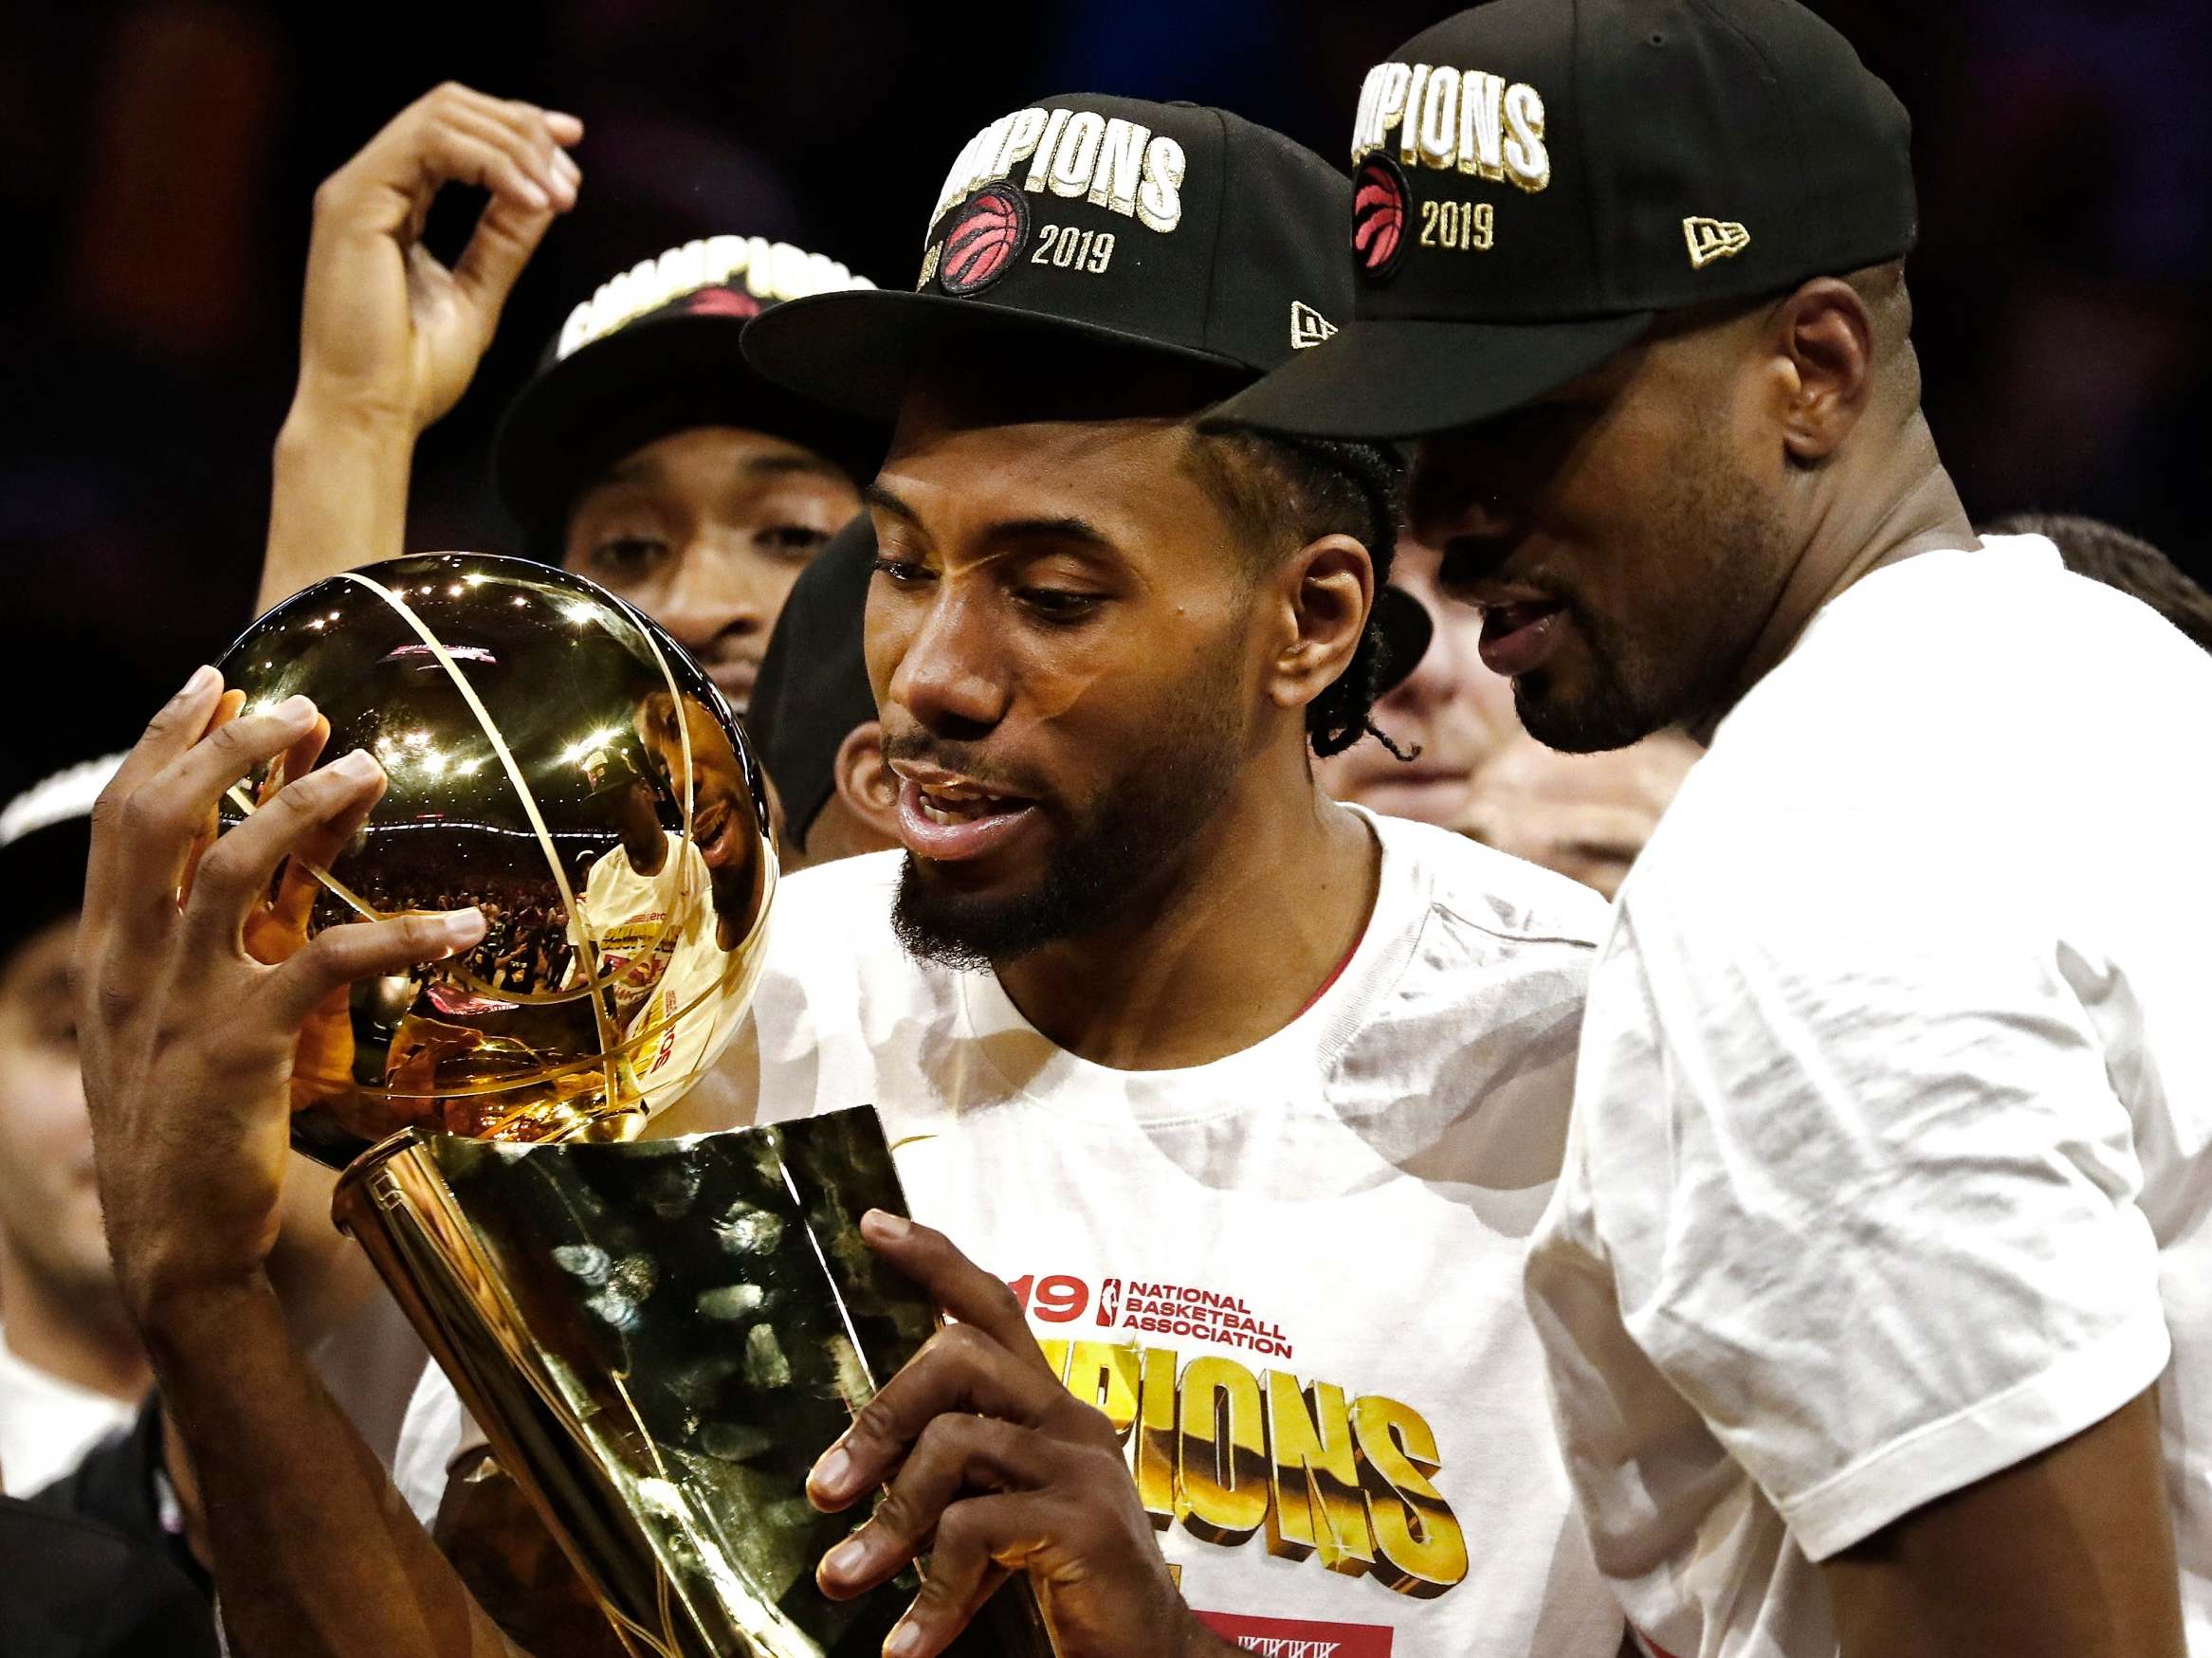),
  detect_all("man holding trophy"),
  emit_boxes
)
[74,91,1625,1658]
